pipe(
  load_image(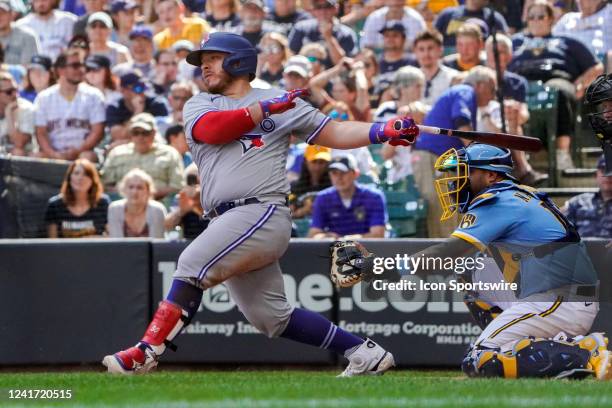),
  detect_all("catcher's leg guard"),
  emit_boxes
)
[103,301,189,374]
[462,337,592,379]
[577,333,611,380]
